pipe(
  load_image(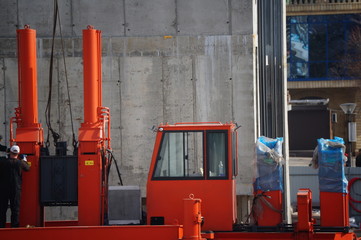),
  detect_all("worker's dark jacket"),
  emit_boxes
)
[0,144,7,152]
[0,156,30,191]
